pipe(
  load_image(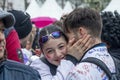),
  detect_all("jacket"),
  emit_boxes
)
[108,48,120,60]
[30,57,75,80]
[5,27,22,62]
[0,59,41,80]
[40,57,57,75]
[66,43,115,80]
